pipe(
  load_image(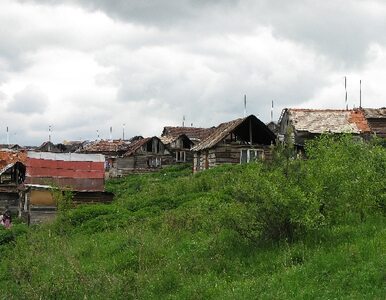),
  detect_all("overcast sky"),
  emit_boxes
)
[0,0,385,145]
